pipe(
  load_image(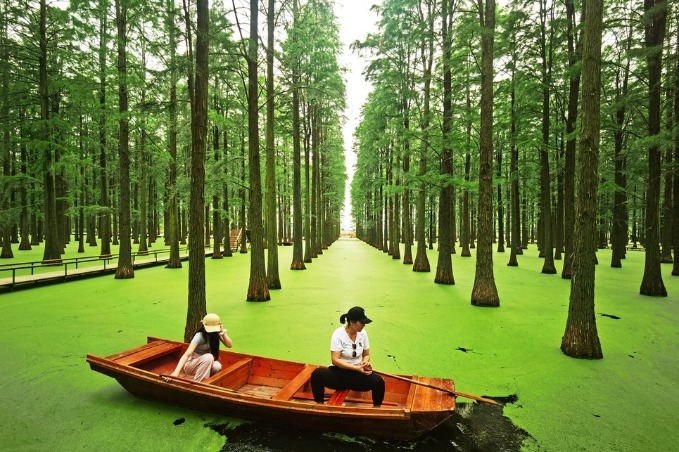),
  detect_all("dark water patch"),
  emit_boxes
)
[209,398,531,451]
[482,394,518,405]
[600,313,621,320]
[173,417,185,426]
